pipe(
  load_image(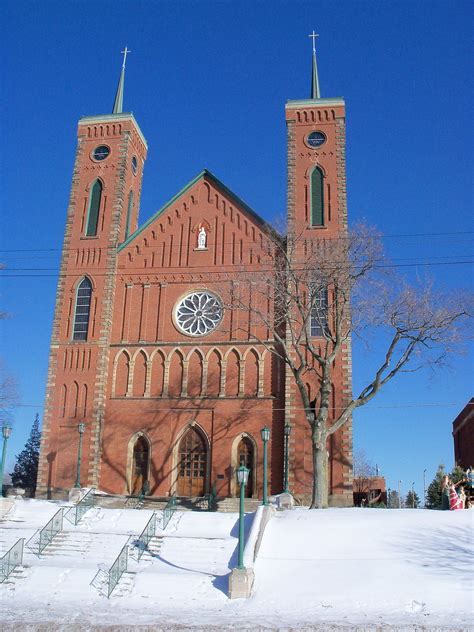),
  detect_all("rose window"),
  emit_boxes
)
[175,291,223,336]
